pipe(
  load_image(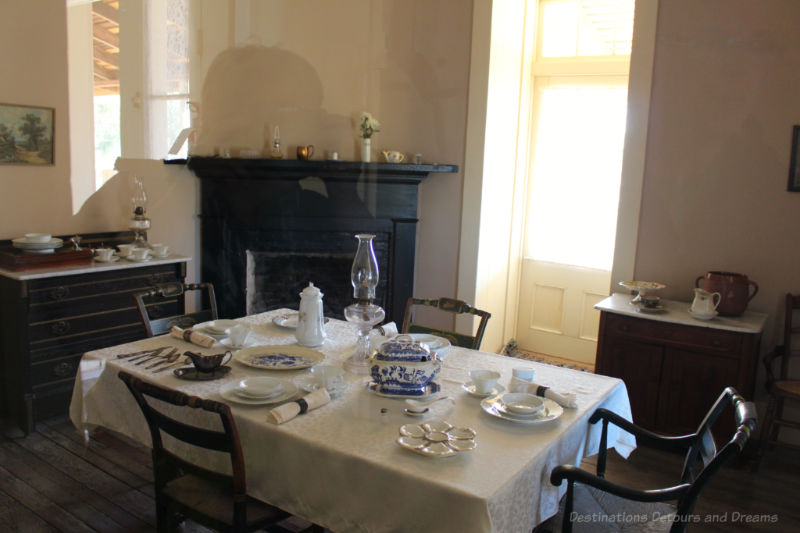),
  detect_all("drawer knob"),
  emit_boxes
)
[53,361,74,378]
[50,321,71,336]
[49,286,69,300]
